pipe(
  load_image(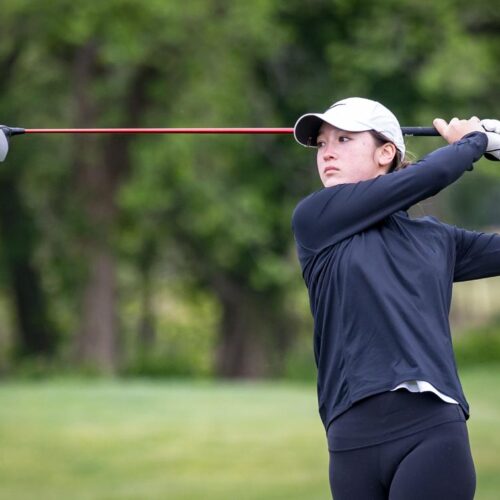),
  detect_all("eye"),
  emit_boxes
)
[316,140,326,148]
[339,136,351,143]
